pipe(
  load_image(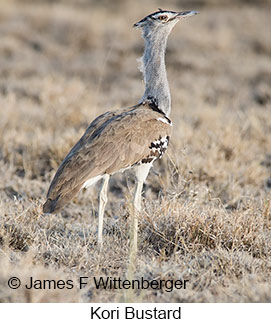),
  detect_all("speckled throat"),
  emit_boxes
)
[140,27,172,117]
